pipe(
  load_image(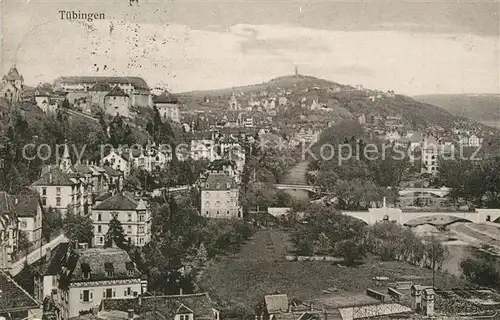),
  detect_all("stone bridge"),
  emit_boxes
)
[342,208,500,225]
[274,184,319,193]
[398,187,451,198]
